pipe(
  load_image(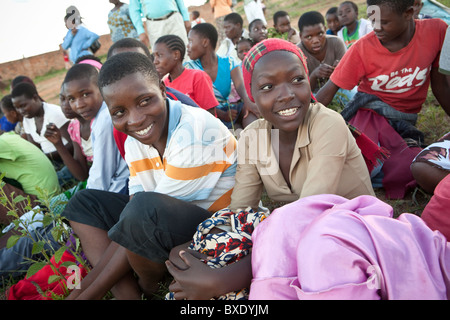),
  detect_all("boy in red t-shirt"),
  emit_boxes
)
[316,0,450,198]
[153,35,219,115]
[316,0,450,123]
